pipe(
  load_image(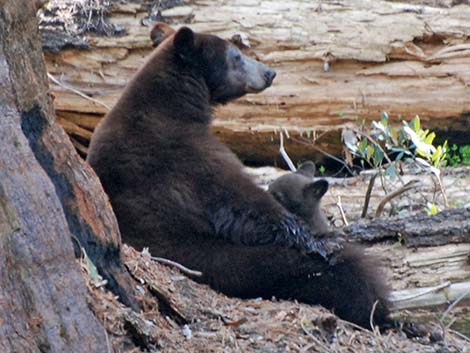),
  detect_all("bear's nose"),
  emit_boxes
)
[264,69,276,86]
